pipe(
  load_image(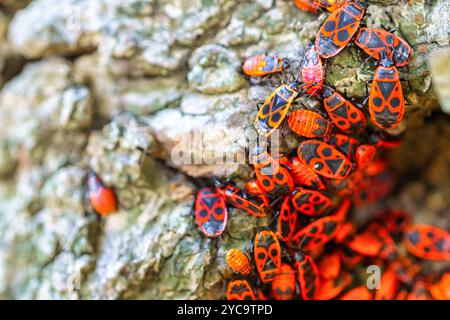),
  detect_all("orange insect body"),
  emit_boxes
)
[367,223,397,260]
[277,196,297,242]
[355,28,413,67]
[227,279,256,300]
[291,188,332,216]
[345,229,383,257]
[301,46,325,97]
[245,180,270,207]
[195,187,228,238]
[288,156,325,190]
[252,147,294,196]
[369,55,405,130]
[218,184,267,217]
[315,1,366,58]
[288,109,332,138]
[296,254,319,300]
[242,53,285,77]
[298,140,353,179]
[87,170,118,216]
[271,264,296,300]
[293,0,321,13]
[430,273,450,300]
[226,249,251,275]
[255,82,299,137]
[254,230,282,283]
[403,224,450,261]
[323,88,366,134]
[355,144,376,169]
[294,0,346,13]
[341,286,373,300]
[290,215,340,251]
